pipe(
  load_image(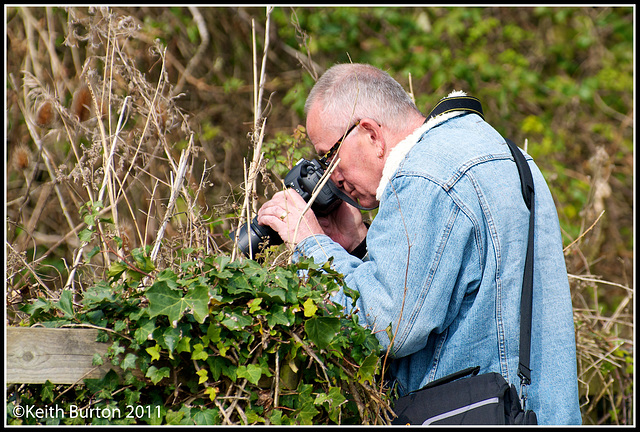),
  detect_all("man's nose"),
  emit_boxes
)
[330,169,344,188]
